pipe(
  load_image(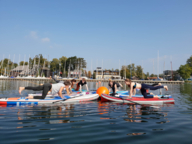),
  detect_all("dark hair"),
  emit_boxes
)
[124,79,132,87]
[64,80,71,86]
[71,79,76,88]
